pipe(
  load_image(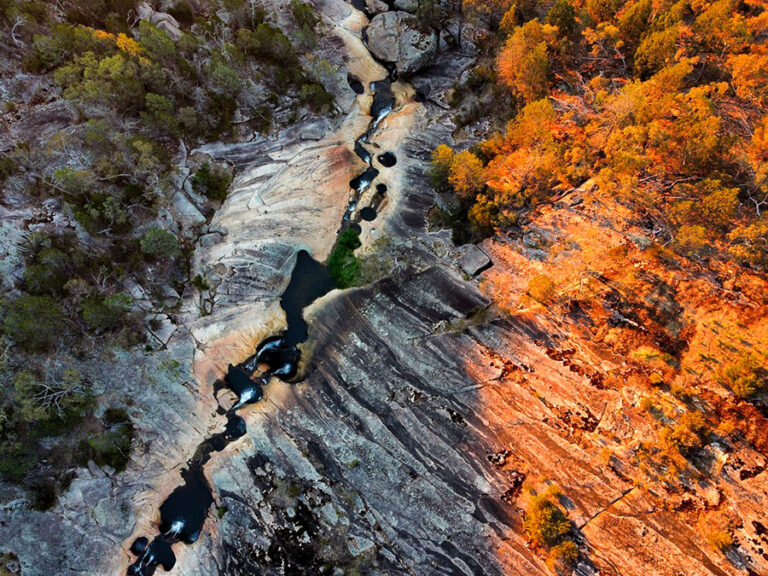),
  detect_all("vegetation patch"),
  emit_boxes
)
[191,162,233,202]
[523,485,579,574]
[328,228,362,288]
